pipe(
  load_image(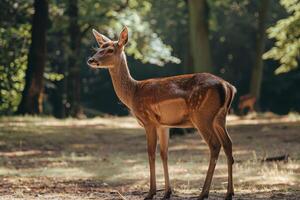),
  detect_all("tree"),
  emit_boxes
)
[64,0,180,117]
[66,0,83,118]
[188,0,213,73]
[0,1,31,114]
[263,0,300,74]
[249,0,270,102]
[17,0,48,114]
[64,0,132,118]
